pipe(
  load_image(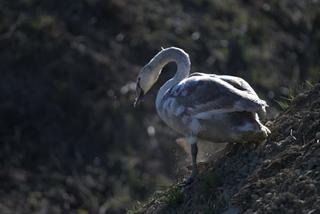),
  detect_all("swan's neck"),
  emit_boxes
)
[154,48,191,109]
